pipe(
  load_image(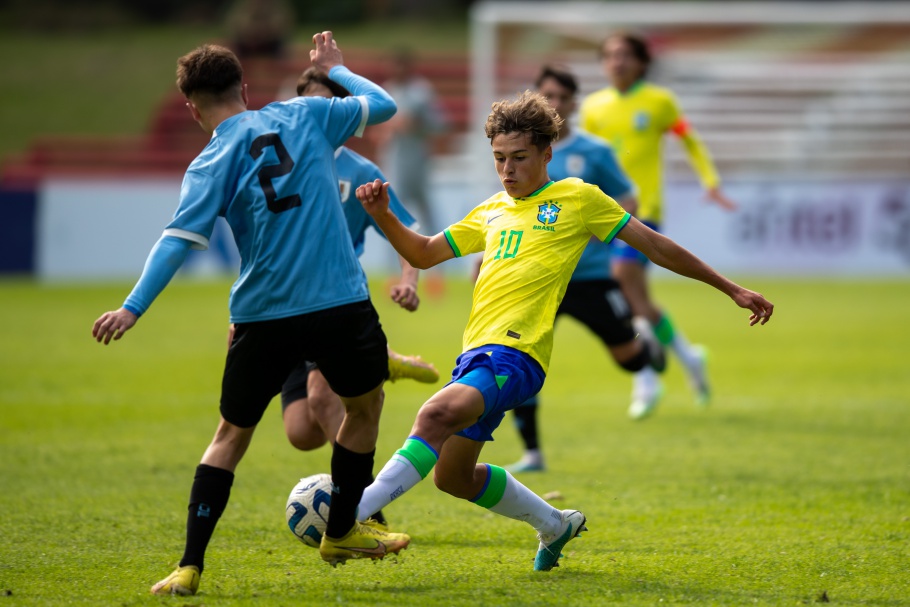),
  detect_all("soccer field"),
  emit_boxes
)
[0,277,907,606]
